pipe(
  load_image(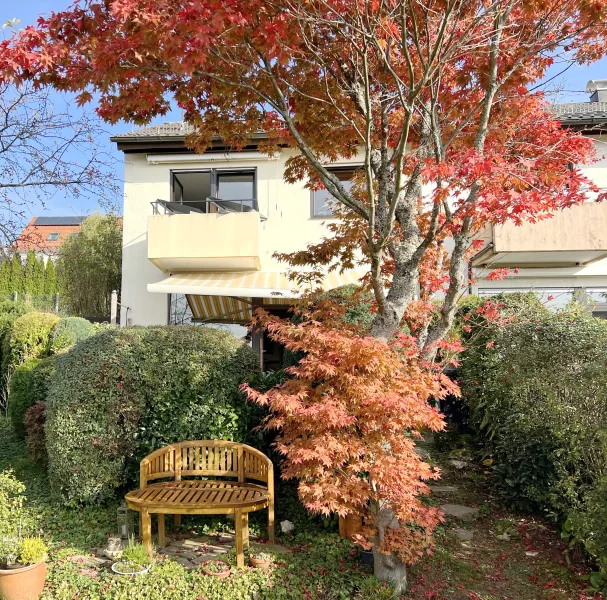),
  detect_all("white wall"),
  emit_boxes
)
[121,149,359,326]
